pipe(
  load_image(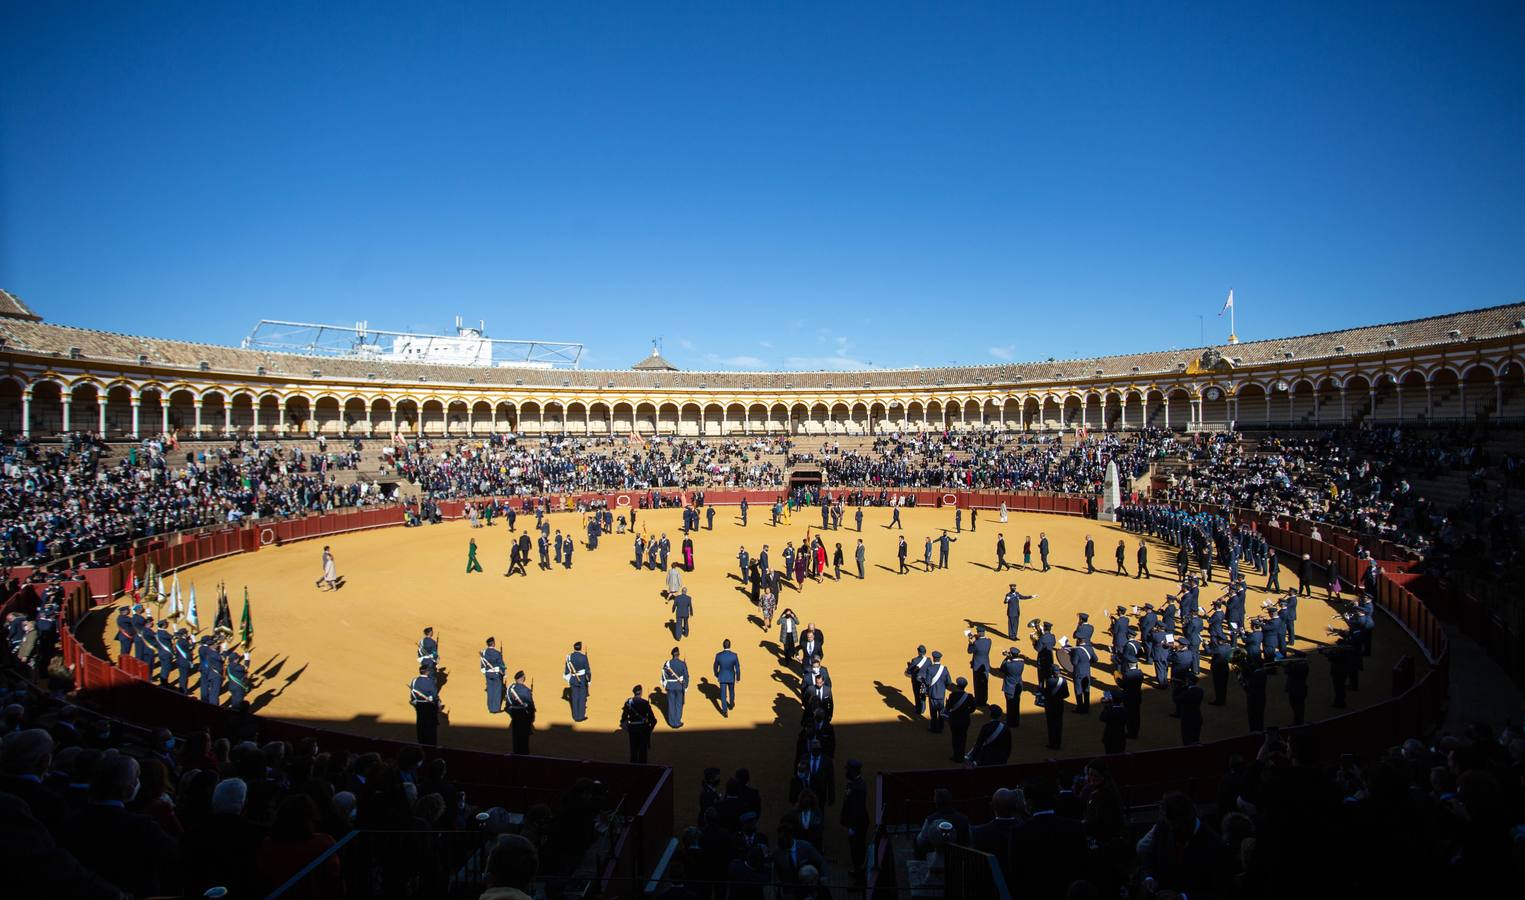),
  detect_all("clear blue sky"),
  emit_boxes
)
[2,2,1522,371]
